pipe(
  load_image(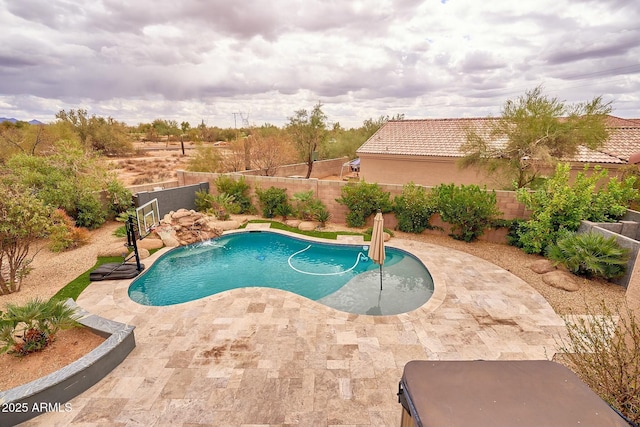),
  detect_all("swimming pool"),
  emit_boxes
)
[128,230,434,315]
